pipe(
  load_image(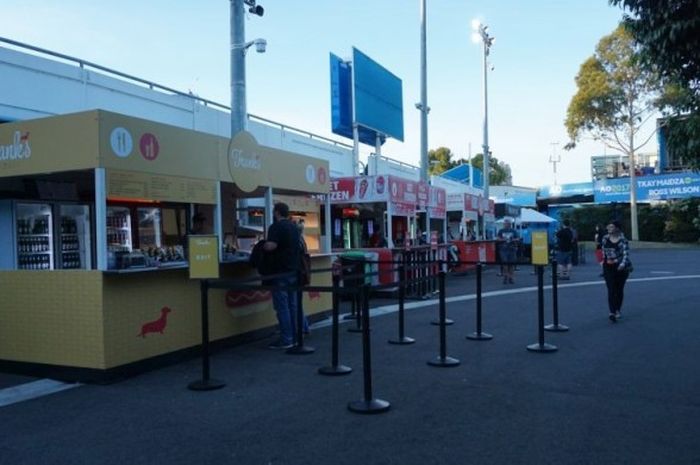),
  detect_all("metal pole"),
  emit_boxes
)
[348,285,390,414]
[419,0,429,183]
[629,152,639,241]
[389,263,415,345]
[319,275,352,375]
[527,266,558,353]
[545,259,569,332]
[467,262,493,340]
[230,0,246,137]
[427,271,460,367]
[481,33,490,202]
[287,270,315,355]
[324,194,332,253]
[188,280,226,390]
